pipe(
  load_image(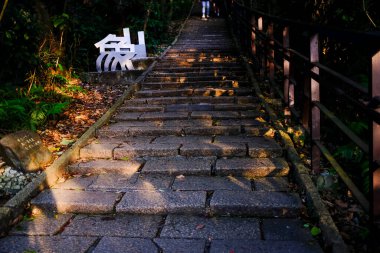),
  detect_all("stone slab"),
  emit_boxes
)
[172,176,252,191]
[154,238,206,253]
[160,119,213,127]
[184,126,241,135]
[69,159,143,175]
[136,89,194,98]
[215,158,289,178]
[62,214,161,237]
[116,190,206,214]
[120,105,164,112]
[214,104,258,111]
[139,112,189,120]
[166,104,214,112]
[210,190,303,217]
[10,213,73,236]
[31,189,120,214]
[262,218,314,241]
[128,126,183,136]
[210,240,324,253]
[80,143,117,159]
[52,175,97,190]
[113,112,141,121]
[152,136,212,145]
[160,215,260,240]
[141,156,215,175]
[114,143,180,158]
[180,142,246,157]
[0,130,52,172]
[0,236,96,253]
[191,111,240,120]
[254,177,289,191]
[247,137,283,158]
[88,173,139,191]
[93,237,158,253]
